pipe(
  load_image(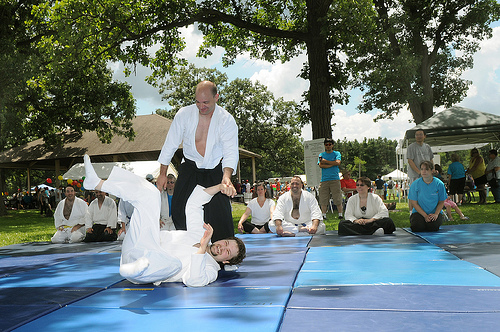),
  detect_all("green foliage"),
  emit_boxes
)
[349,0,500,124]
[0,0,137,149]
[3,169,54,193]
[25,0,377,139]
[5,0,498,147]
[335,137,398,180]
[152,64,229,114]
[349,157,367,178]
